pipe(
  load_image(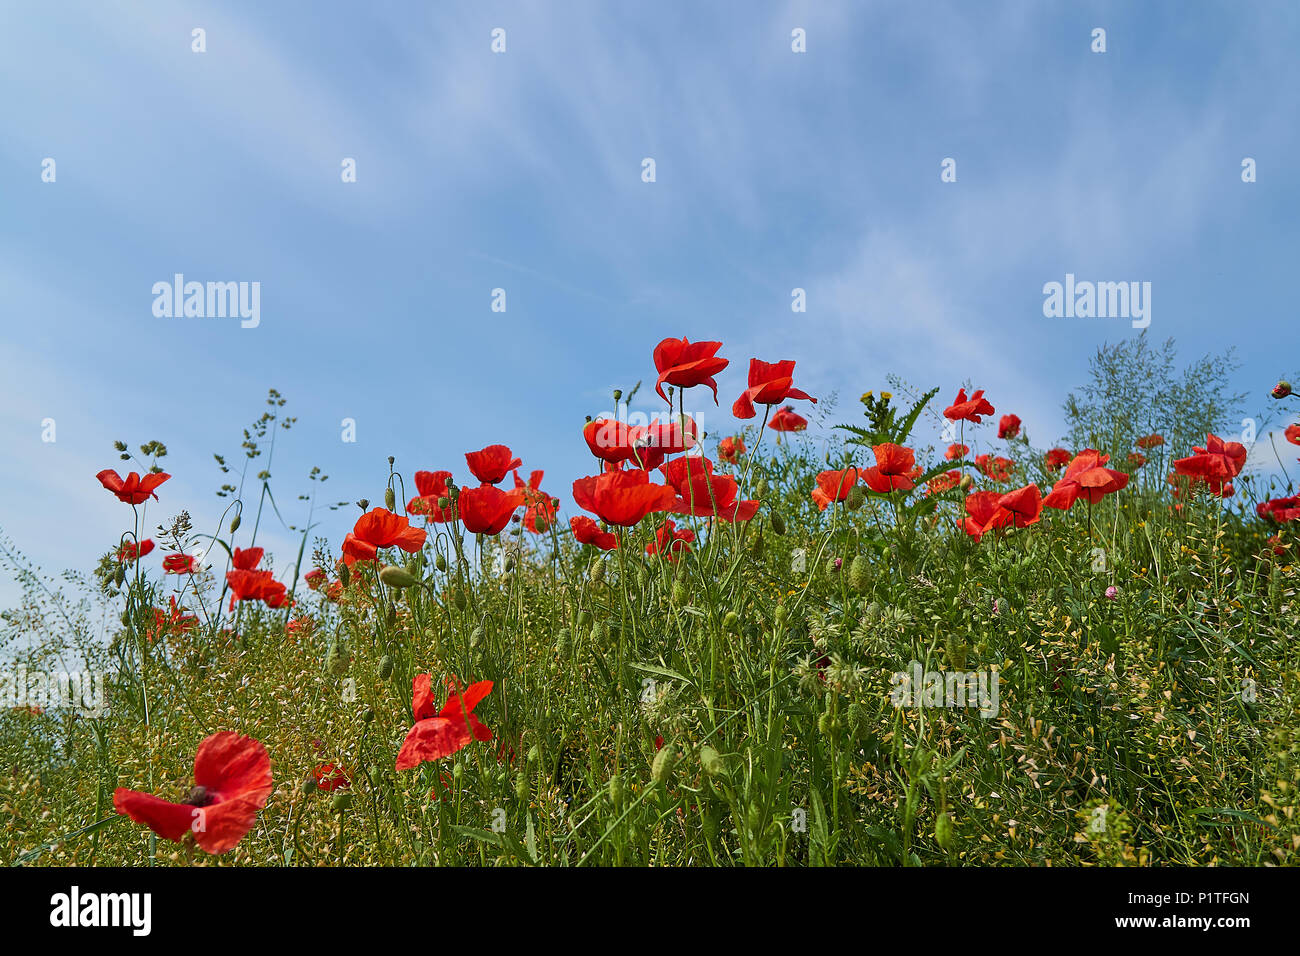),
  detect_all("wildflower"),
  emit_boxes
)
[661,456,758,521]
[718,435,745,464]
[408,470,455,522]
[811,467,860,510]
[653,337,728,404]
[1135,433,1164,450]
[304,568,327,590]
[395,675,493,771]
[465,445,522,485]
[96,469,170,505]
[945,443,969,461]
[975,453,1015,483]
[1286,424,1300,446]
[458,485,525,535]
[997,483,1043,528]
[962,490,1012,542]
[943,388,994,423]
[512,469,560,533]
[163,553,199,574]
[342,508,427,565]
[1044,448,1071,471]
[1105,585,1119,600]
[862,443,917,493]
[1258,495,1300,523]
[1127,452,1147,468]
[732,358,817,420]
[570,515,619,551]
[226,568,289,610]
[572,469,677,527]
[231,546,264,571]
[312,763,351,792]
[646,518,695,560]
[147,595,198,642]
[1042,450,1129,509]
[998,414,1021,439]
[1172,434,1247,496]
[113,731,272,855]
[1272,381,1292,399]
[925,471,961,495]
[117,538,155,562]
[768,405,808,432]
